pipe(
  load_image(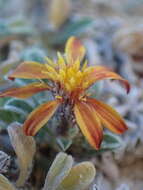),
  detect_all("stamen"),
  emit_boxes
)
[73,59,80,71]
[67,67,75,78]
[59,69,66,82]
[55,95,63,100]
[79,96,87,101]
[70,77,76,86]
[57,52,66,69]
[65,83,71,91]
[82,81,89,89]
[45,64,55,72]
[45,57,56,67]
